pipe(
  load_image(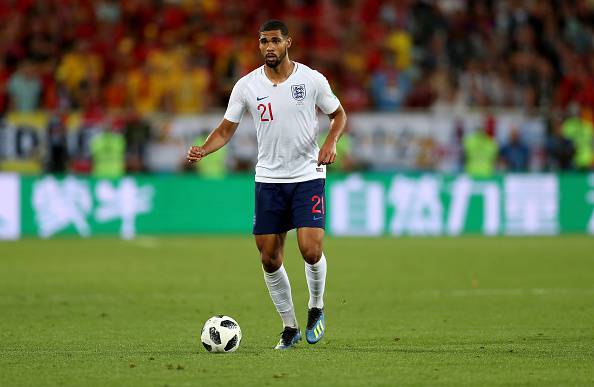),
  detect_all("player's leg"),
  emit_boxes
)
[256,233,301,349]
[256,232,287,273]
[297,227,327,344]
[257,234,295,327]
[290,178,327,344]
[253,181,301,349]
[297,227,326,307]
